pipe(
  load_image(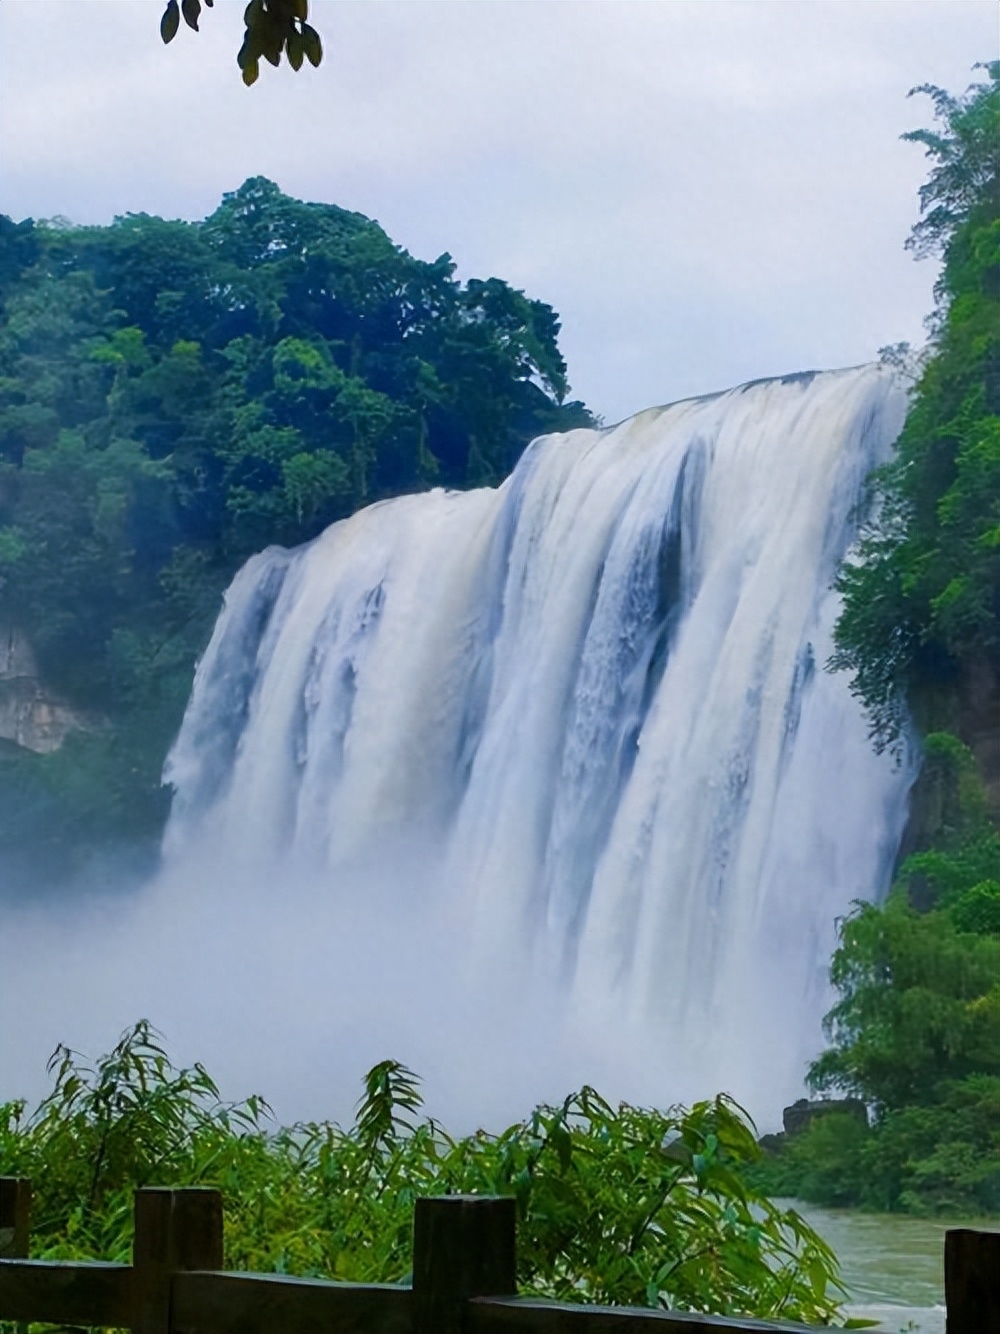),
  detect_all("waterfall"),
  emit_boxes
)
[163,365,914,1118]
